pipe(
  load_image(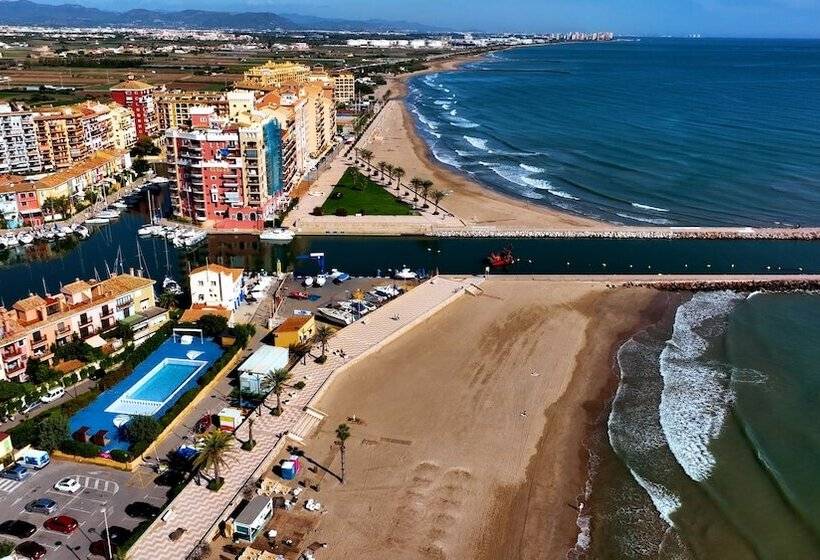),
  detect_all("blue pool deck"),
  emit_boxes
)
[69,337,224,451]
